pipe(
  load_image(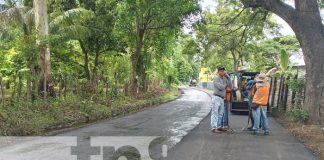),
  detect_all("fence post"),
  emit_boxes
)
[283,76,290,111]
[277,75,283,109]
[270,77,277,108]
[279,77,286,111]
